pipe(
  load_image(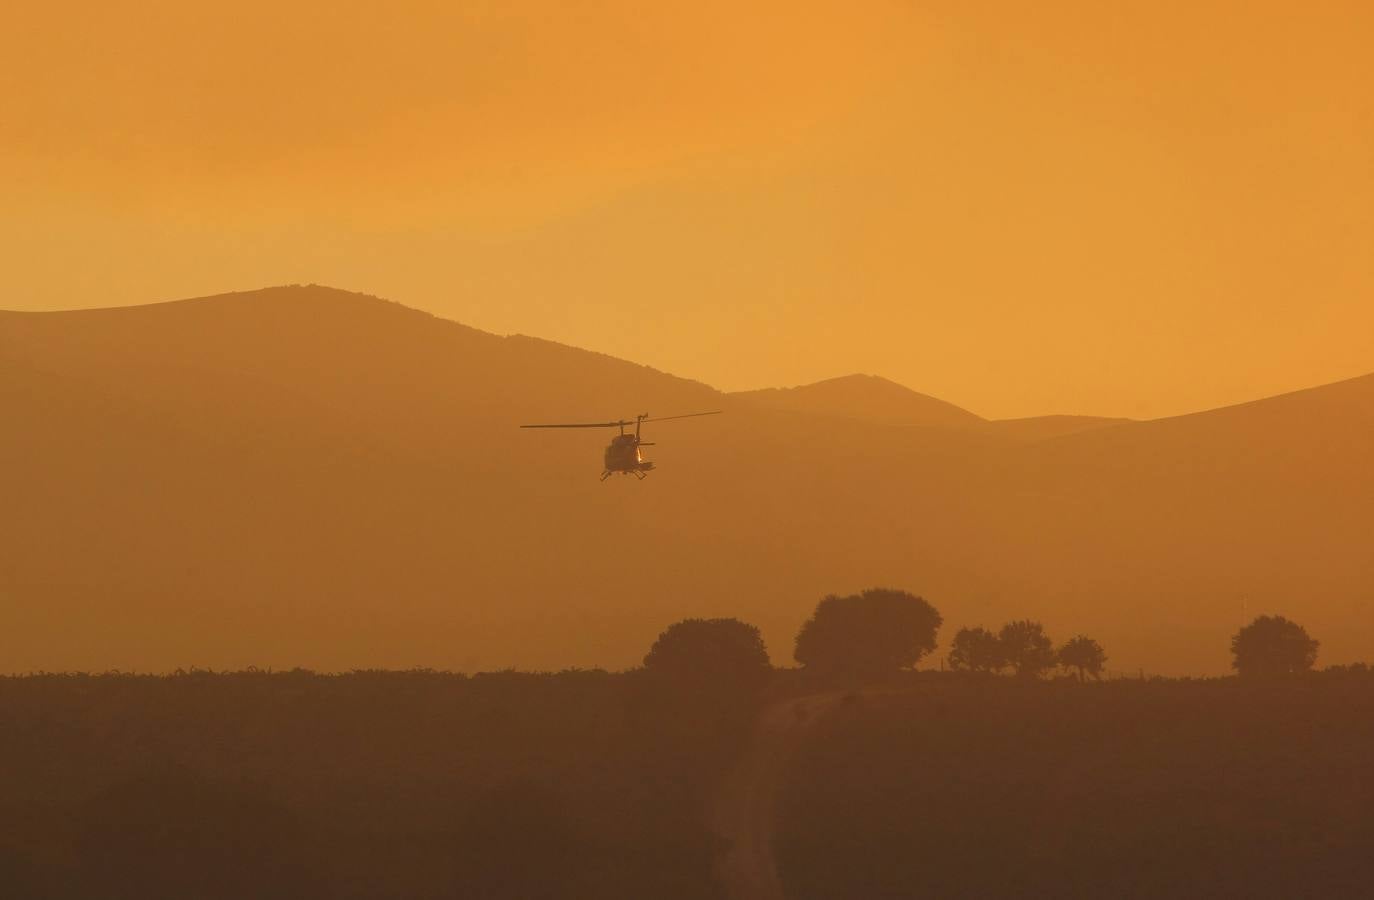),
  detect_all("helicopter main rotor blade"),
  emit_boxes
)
[639,411,723,424]
[520,411,721,428]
